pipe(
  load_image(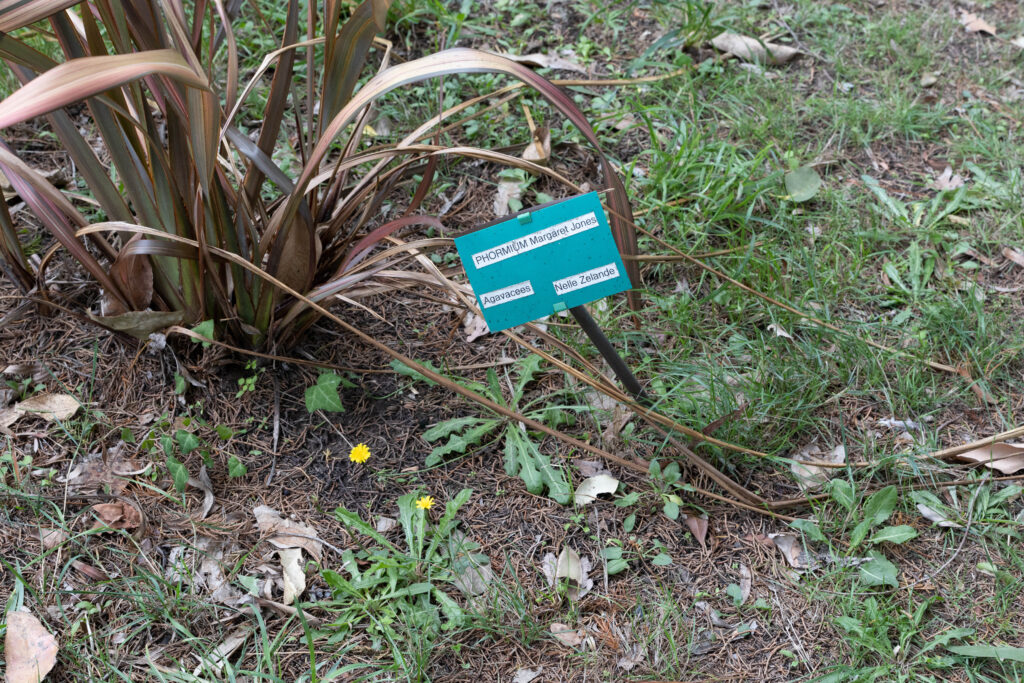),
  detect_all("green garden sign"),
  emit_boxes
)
[455,192,632,332]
